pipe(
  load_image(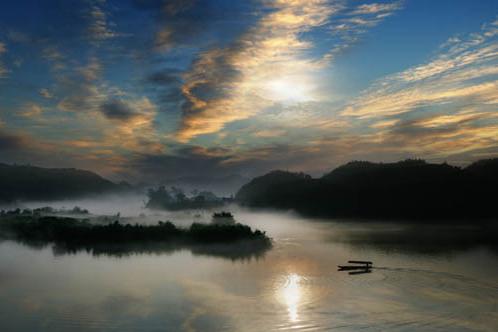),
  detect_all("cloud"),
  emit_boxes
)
[140,68,184,112]
[3,0,496,180]
[409,111,498,129]
[99,98,154,125]
[148,0,213,51]
[172,1,404,142]
[343,81,498,119]
[130,0,228,53]
[371,119,400,129]
[40,44,68,72]
[18,103,43,120]
[41,45,64,61]
[126,148,229,180]
[376,120,498,159]
[349,2,401,15]
[342,19,498,120]
[84,0,122,46]
[49,54,163,155]
[143,68,182,85]
[7,30,30,43]
[97,97,164,155]
[121,142,319,181]
[334,20,498,162]
[38,89,53,99]
[0,131,27,151]
[56,57,103,112]
[0,40,10,79]
[100,99,142,121]
[322,1,402,64]
[176,0,340,142]
[252,129,287,137]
